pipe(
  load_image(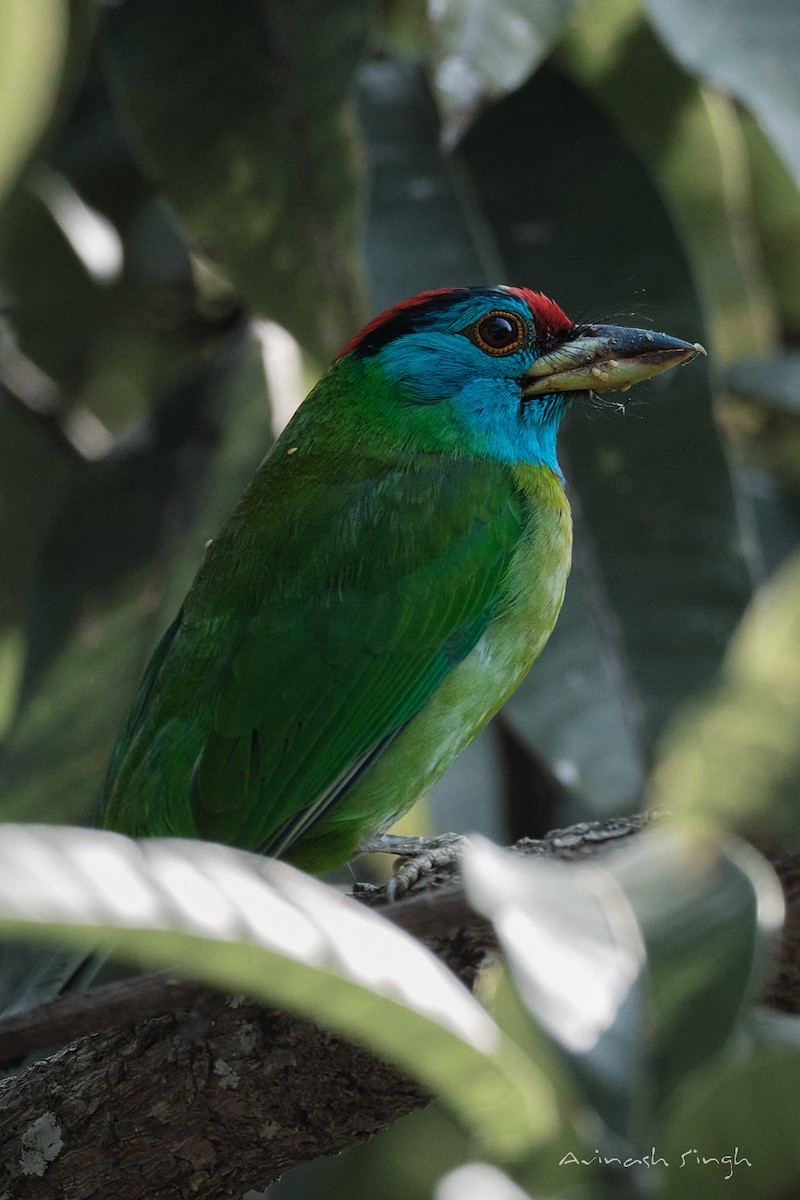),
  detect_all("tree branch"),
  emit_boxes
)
[0,994,428,1199]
